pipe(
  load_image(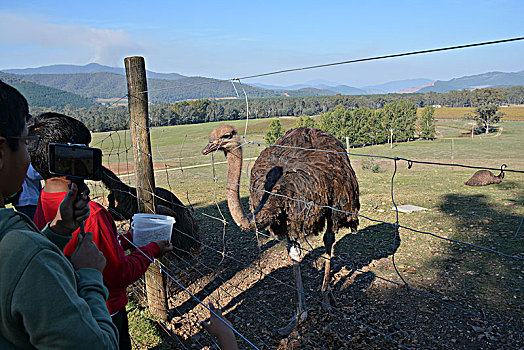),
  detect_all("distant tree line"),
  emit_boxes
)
[266,102,435,146]
[28,86,524,133]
